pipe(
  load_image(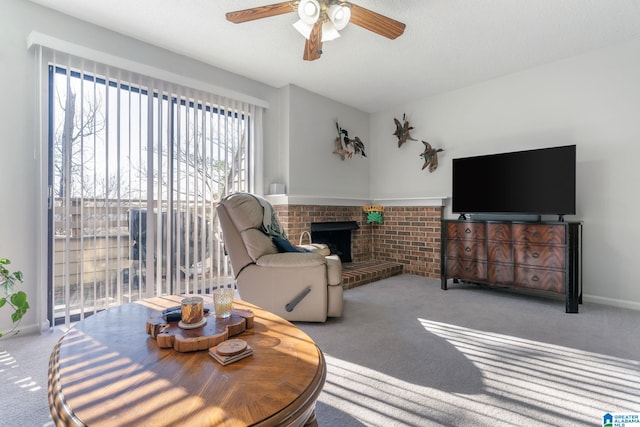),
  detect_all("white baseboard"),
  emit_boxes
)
[583,294,640,311]
[1,322,41,338]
